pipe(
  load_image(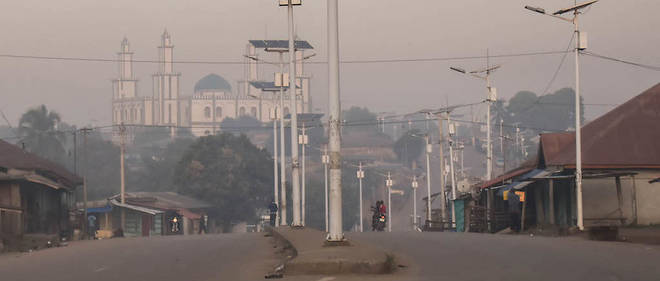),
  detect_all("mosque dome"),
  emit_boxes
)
[194,73,232,92]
